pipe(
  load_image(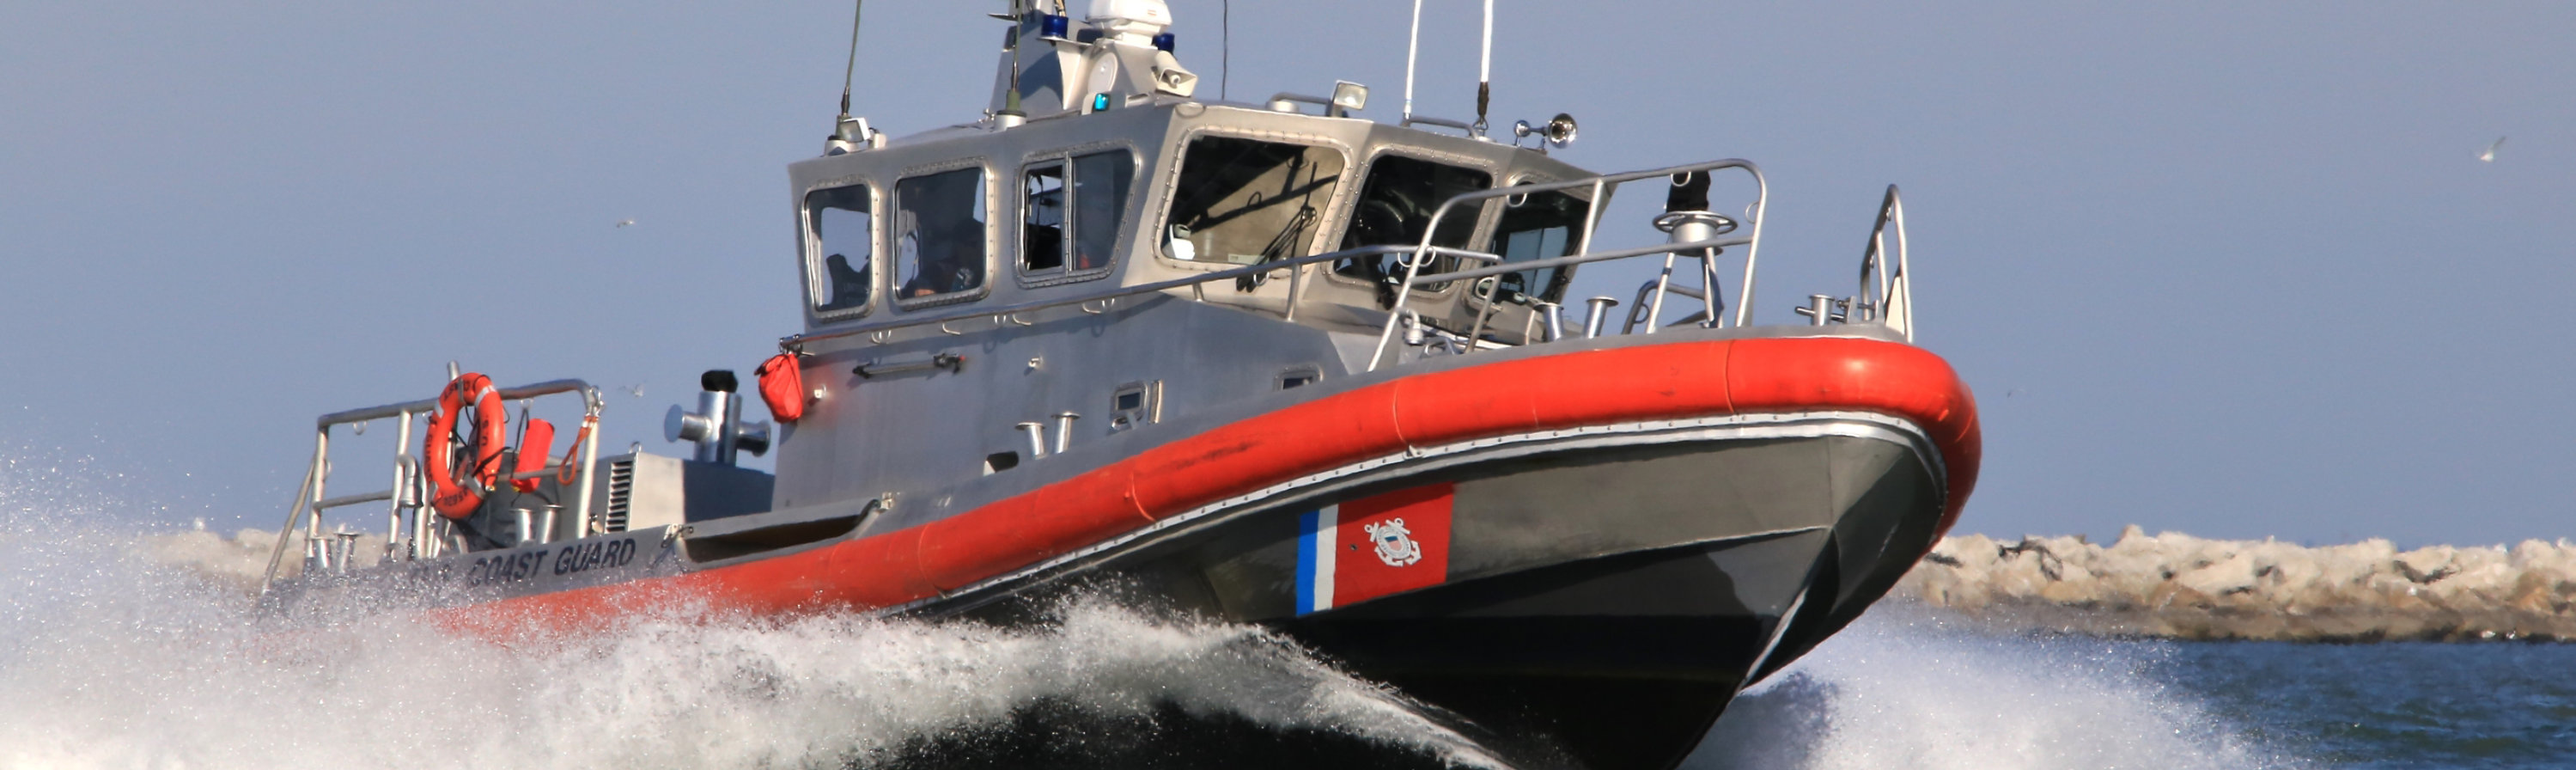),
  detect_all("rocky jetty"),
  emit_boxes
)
[1893,526,2576,642]
[132,525,2576,642]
